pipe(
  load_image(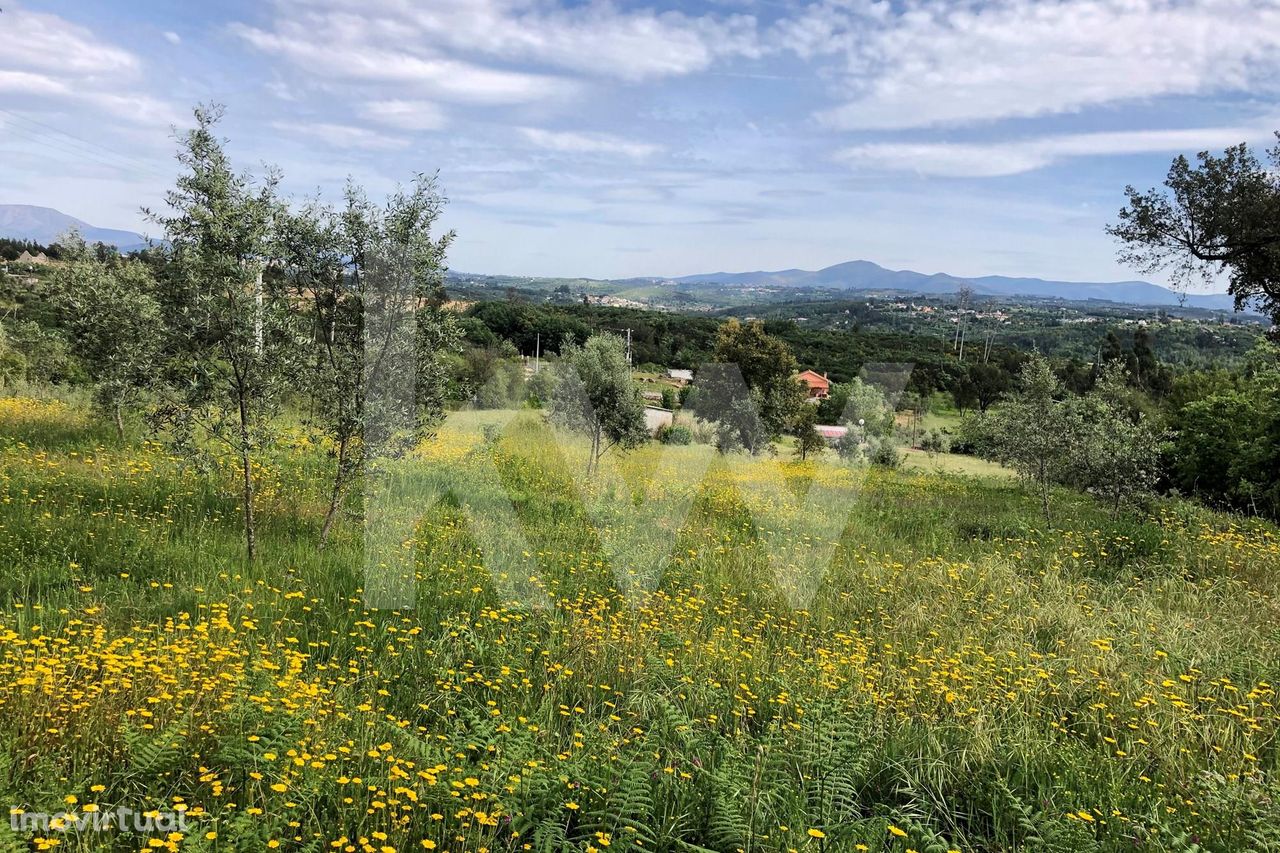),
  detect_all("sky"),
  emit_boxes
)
[1,0,1278,288]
